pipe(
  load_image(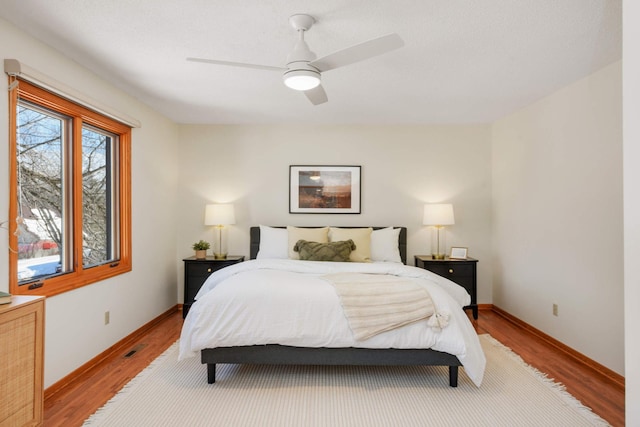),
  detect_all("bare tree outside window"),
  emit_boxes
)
[82,126,119,268]
[16,104,66,281]
[16,102,118,282]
